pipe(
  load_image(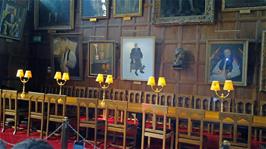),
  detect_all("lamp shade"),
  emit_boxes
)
[54,72,62,80]
[223,80,234,91]
[158,77,166,87]
[62,72,70,81]
[147,76,155,86]
[24,70,32,78]
[16,69,24,78]
[210,81,220,91]
[96,74,104,83]
[105,75,113,84]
